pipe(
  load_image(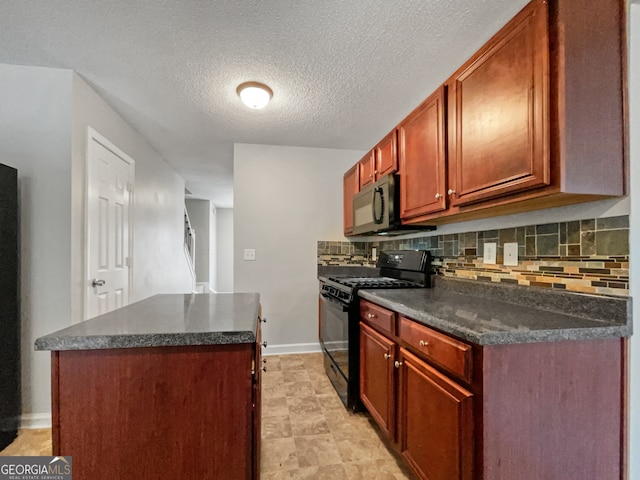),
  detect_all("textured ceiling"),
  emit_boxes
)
[0,0,529,207]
